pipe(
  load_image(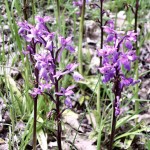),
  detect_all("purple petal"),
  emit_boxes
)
[97,49,107,57]
[35,23,46,31]
[115,107,120,116]
[131,79,140,86]
[65,90,74,96]
[103,26,116,34]
[120,76,133,88]
[65,97,72,108]
[124,61,131,71]
[57,48,63,62]
[127,51,137,61]
[25,34,34,42]
[66,85,76,91]
[39,83,52,91]
[30,88,42,98]
[43,16,51,22]
[39,68,49,81]
[106,34,114,42]
[35,16,50,23]
[45,41,53,51]
[66,45,75,53]
[55,87,66,96]
[66,63,78,72]
[73,1,82,7]
[22,50,29,55]
[125,40,133,49]
[73,72,84,81]
[127,31,137,41]
[54,71,63,78]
